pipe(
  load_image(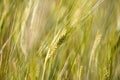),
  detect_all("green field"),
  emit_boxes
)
[0,0,120,80]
